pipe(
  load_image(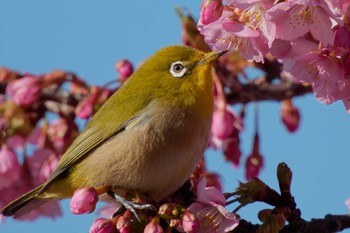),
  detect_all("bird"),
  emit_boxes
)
[1,45,227,219]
